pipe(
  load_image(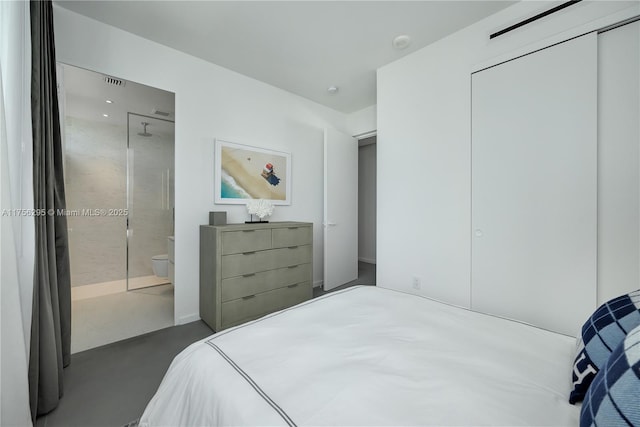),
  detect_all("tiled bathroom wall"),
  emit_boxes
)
[65,115,174,287]
[65,116,127,287]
